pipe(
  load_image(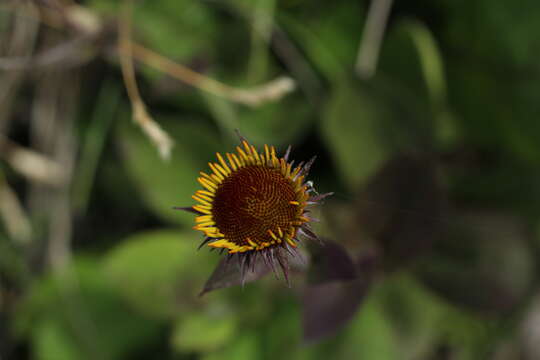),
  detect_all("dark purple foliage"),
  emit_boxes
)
[355,155,445,269]
[199,253,271,296]
[301,240,375,342]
